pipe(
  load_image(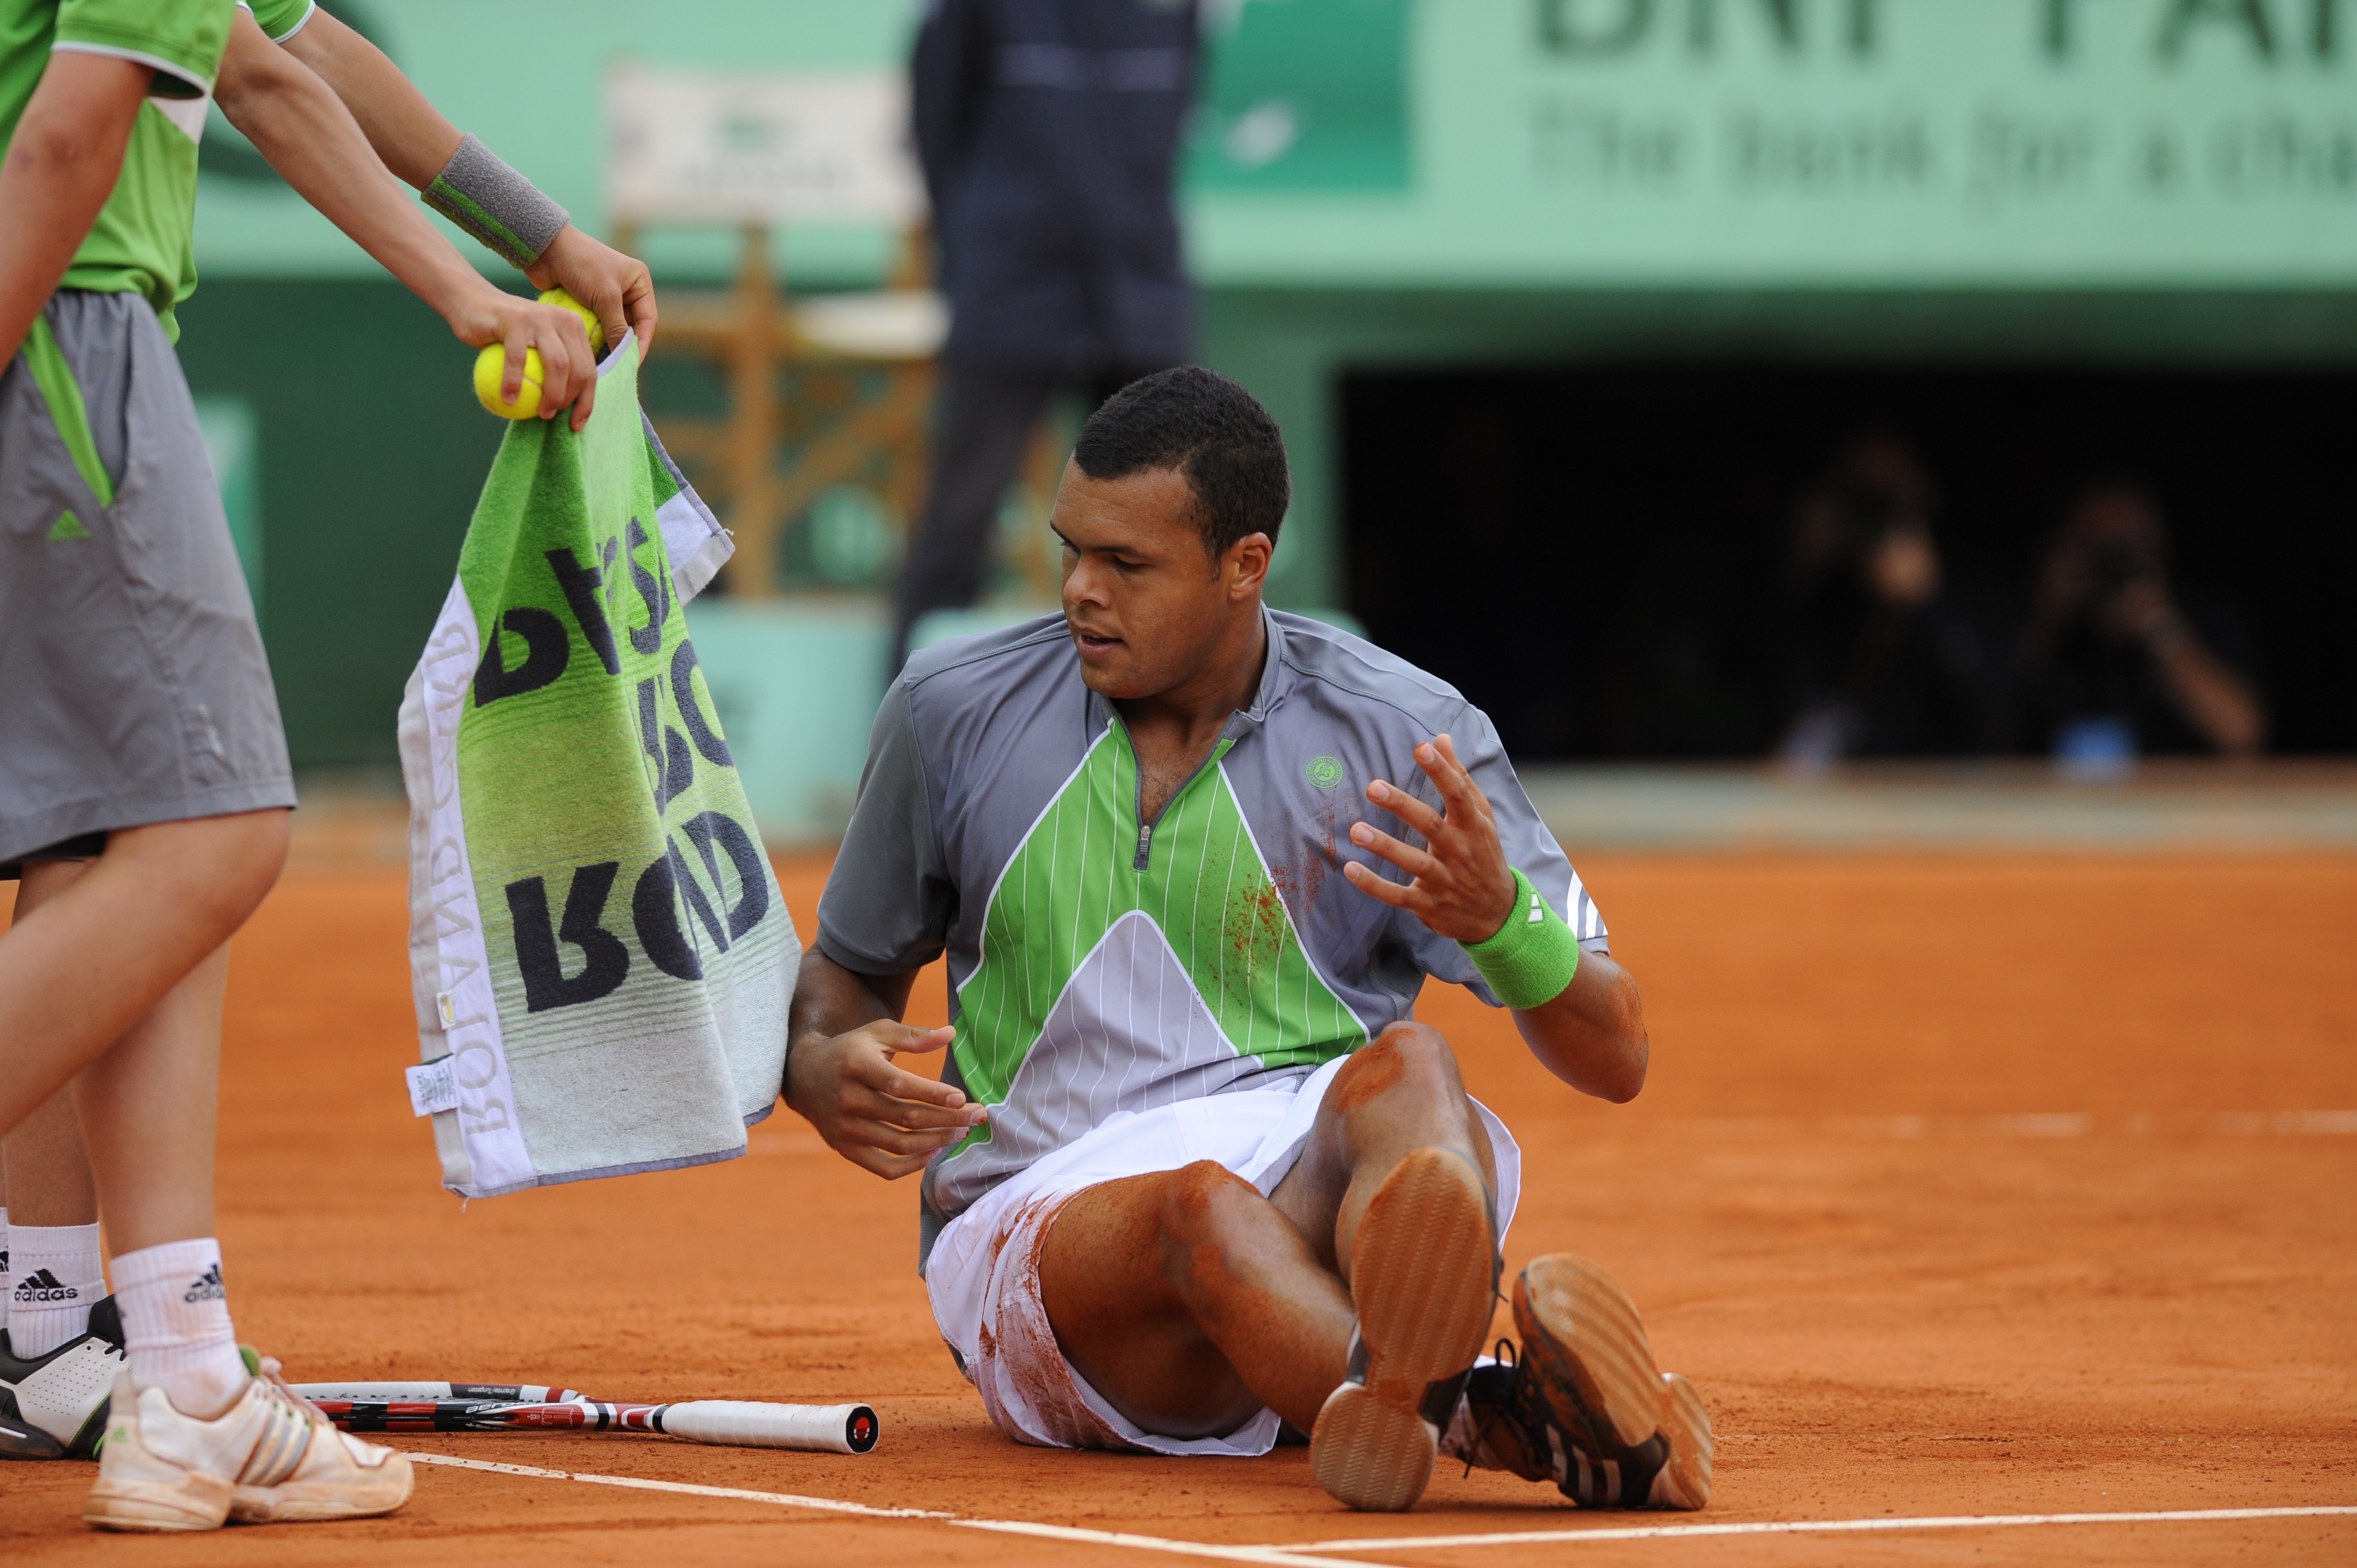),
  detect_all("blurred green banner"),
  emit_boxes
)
[1192,0,1412,191]
[1191,0,2357,285]
[195,1,2353,289]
